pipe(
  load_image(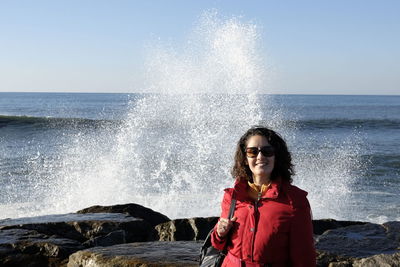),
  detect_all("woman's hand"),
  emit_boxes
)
[216,217,237,238]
